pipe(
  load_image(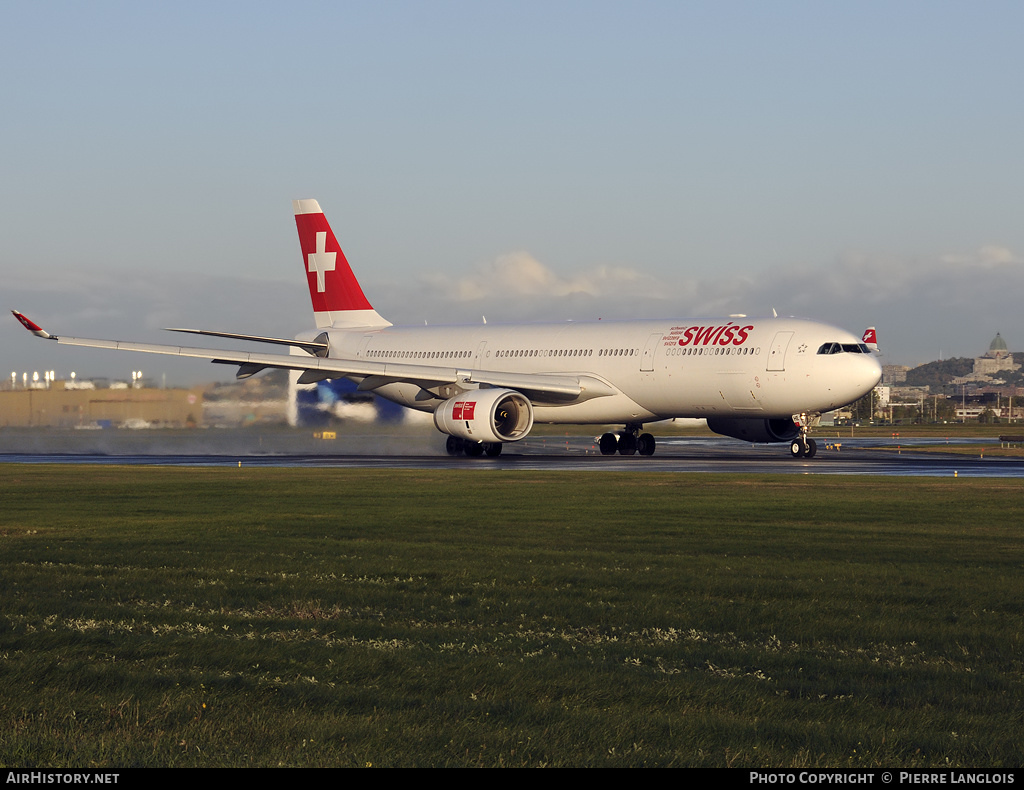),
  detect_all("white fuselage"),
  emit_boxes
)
[313,315,881,424]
